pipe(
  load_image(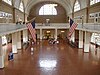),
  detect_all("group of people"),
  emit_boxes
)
[16,21,26,25]
[48,38,59,44]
